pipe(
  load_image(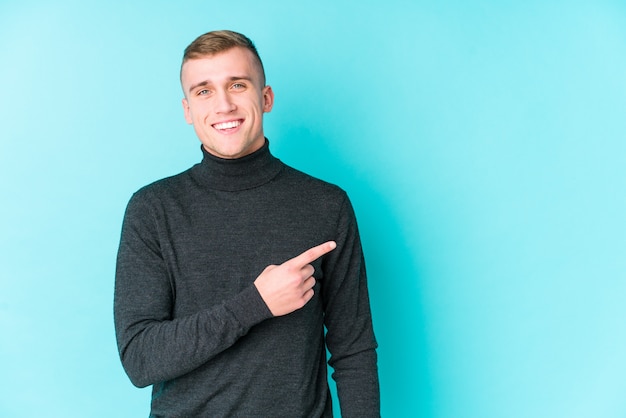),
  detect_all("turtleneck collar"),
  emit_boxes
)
[190,139,283,191]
